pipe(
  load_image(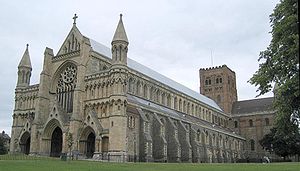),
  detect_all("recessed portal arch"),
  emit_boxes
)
[79,126,96,158]
[50,127,63,157]
[20,131,30,155]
